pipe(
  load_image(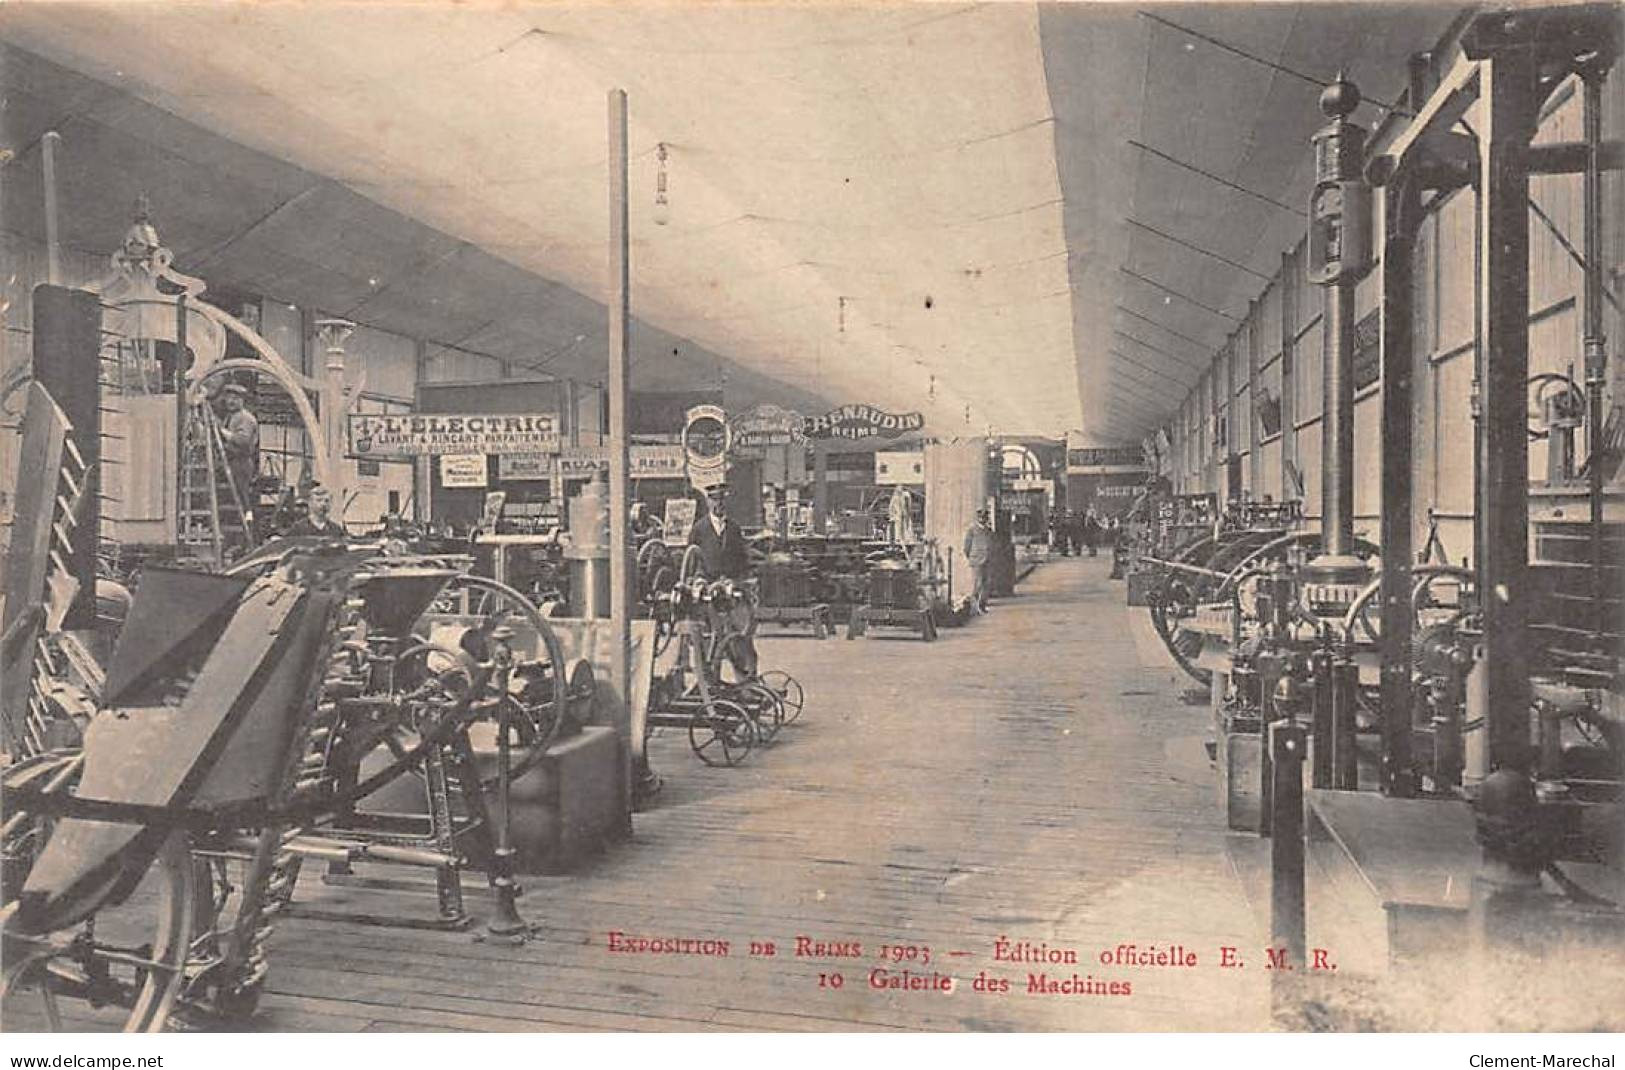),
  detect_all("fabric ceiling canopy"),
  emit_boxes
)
[1,2,1457,440]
